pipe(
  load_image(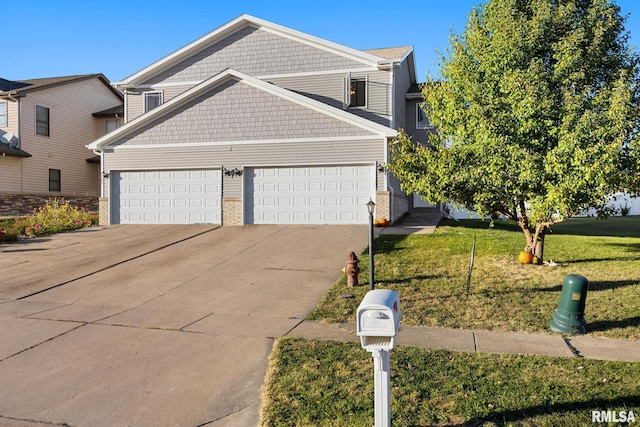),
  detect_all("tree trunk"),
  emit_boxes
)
[534,233,545,262]
[518,222,547,265]
[532,224,548,263]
